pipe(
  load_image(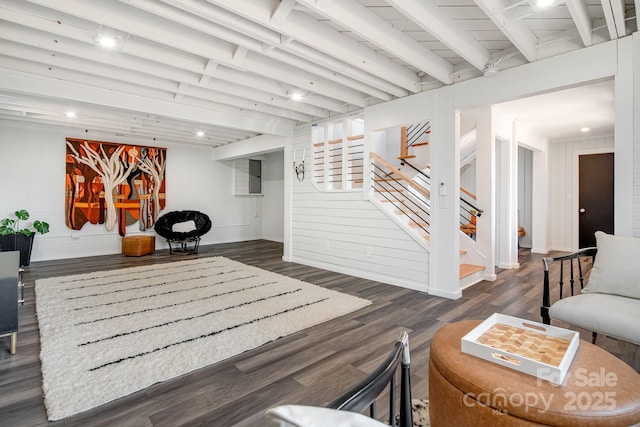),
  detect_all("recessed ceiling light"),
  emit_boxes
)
[290,92,303,101]
[97,36,117,48]
[64,111,76,118]
[580,127,590,132]
[536,0,554,7]
[196,131,205,137]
